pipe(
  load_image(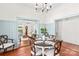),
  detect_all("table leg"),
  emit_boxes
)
[42,47,44,56]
